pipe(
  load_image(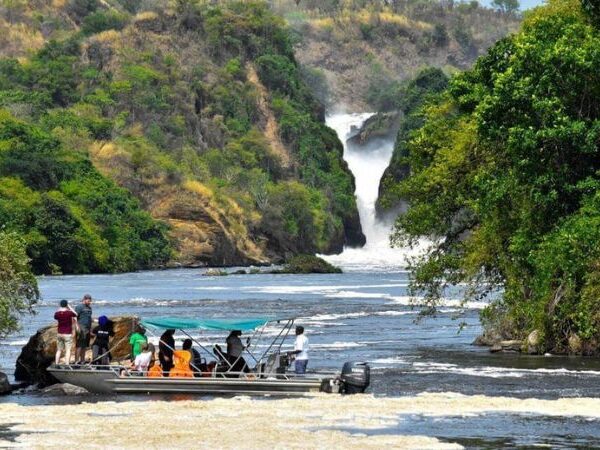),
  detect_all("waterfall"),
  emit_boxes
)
[320,113,421,271]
